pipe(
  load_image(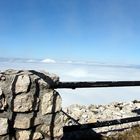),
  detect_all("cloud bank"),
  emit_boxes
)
[41,58,56,63]
[0,57,140,107]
